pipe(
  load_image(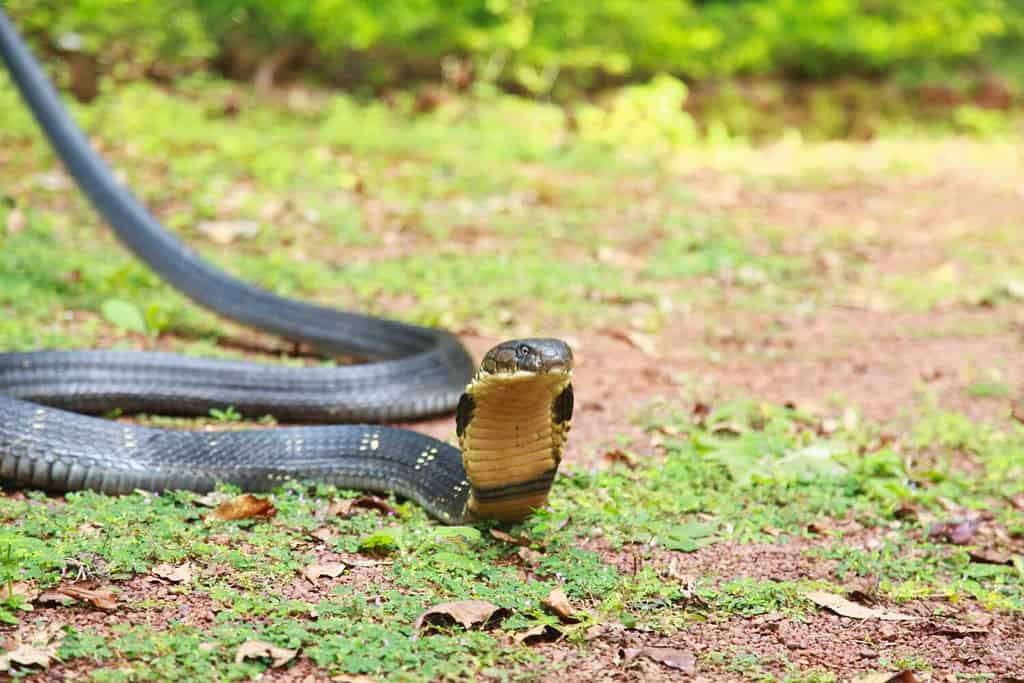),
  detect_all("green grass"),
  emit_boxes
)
[2,73,1024,680]
[3,399,1022,678]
